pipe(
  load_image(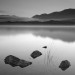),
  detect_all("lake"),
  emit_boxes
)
[0,25,75,75]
